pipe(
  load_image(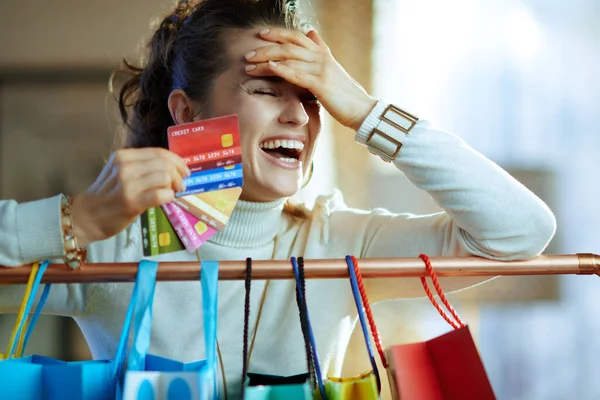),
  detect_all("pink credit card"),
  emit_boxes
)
[161,202,217,253]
